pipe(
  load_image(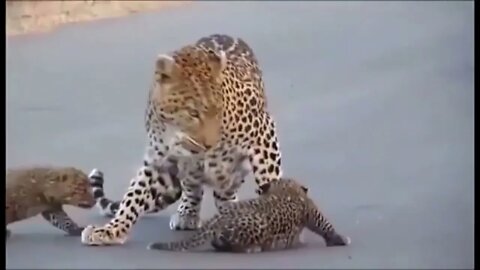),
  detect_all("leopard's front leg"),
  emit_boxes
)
[81,145,180,246]
[212,157,250,213]
[169,158,205,231]
[206,146,250,214]
[81,165,159,245]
